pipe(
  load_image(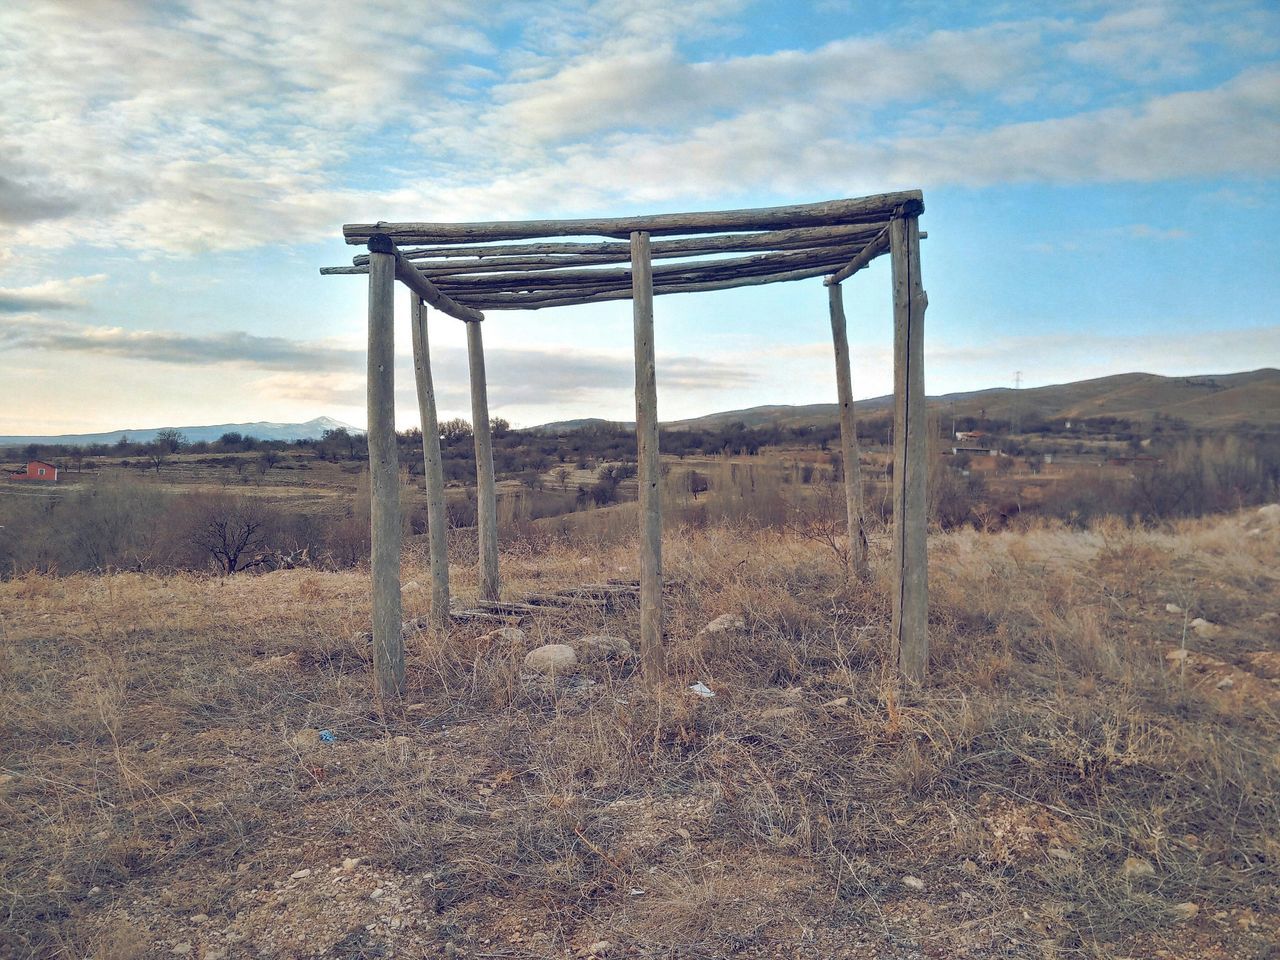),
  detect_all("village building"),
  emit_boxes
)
[10,459,59,482]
